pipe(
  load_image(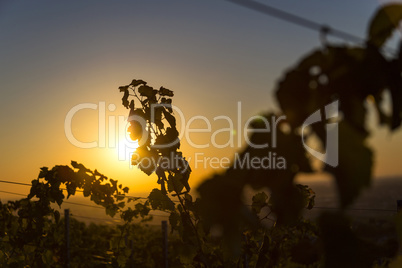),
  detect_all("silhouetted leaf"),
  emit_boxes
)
[148,188,175,211]
[66,182,76,198]
[128,121,143,141]
[164,98,173,113]
[71,161,90,172]
[118,85,129,91]
[389,75,402,130]
[276,50,331,128]
[138,85,157,98]
[167,173,184,193]
[373,94,391,126]
[325,121,373,208]
[130,79,146,87]
[134,146,158,175]
[38,167,48,178]
[159,86,174,97]
[135,202,150,217]
[155,166,167,184]
[152,106,164,129]
[161,180,167,194]
[119,86,130,108]
[154,127,180,156]
[368,4,402,48]
[163,109,176,128]
[251,192,268,214]
[105,205,118,217]
[180,162,191,192]
[53,210,60,223]
[296,184,315,210]
[169,211,181,233]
